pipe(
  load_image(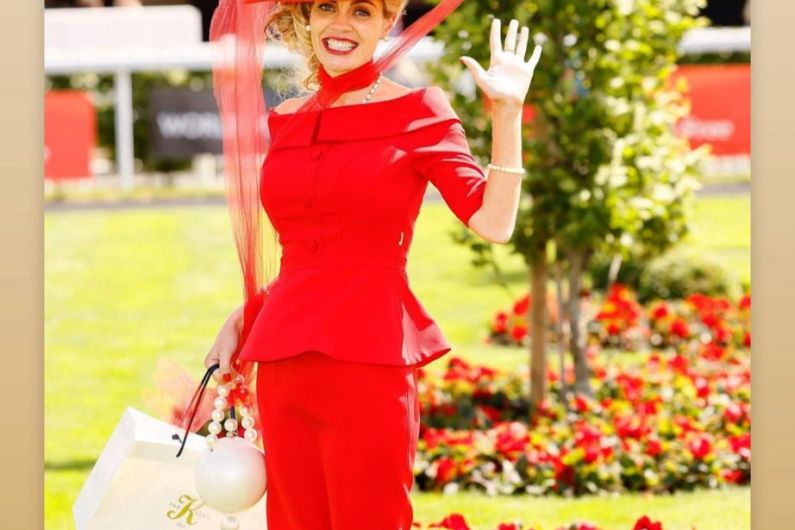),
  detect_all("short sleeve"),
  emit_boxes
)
[410,119,487,228]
